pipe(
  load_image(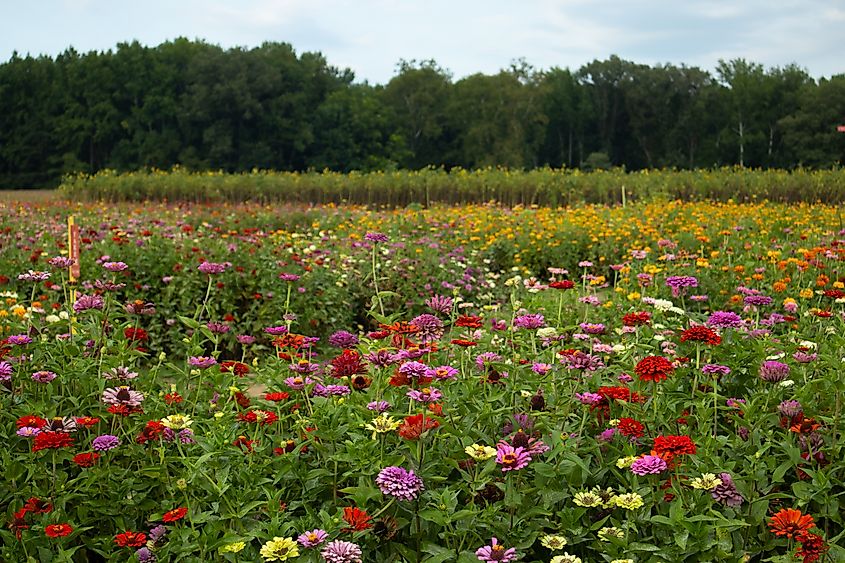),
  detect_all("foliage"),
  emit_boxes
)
[1,42,844,188]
